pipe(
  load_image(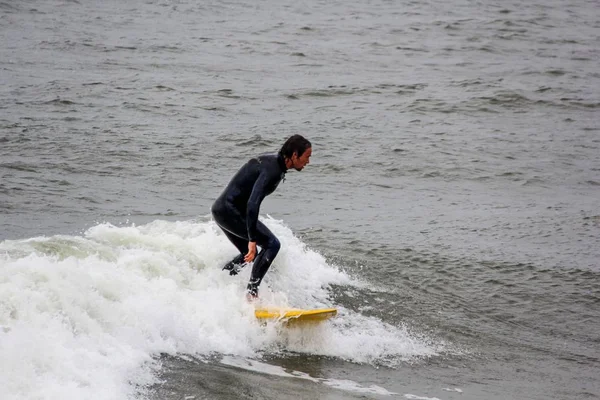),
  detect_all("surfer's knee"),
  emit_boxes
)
[210,202,223,220]
[268,237,281,255]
